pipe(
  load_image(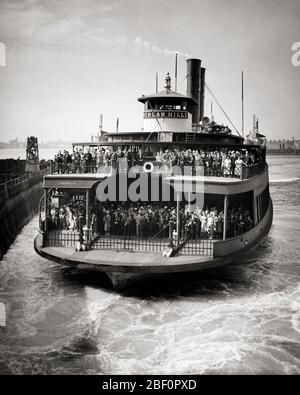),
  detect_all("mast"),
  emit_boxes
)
[175,53,178,93]
[242,71,244,137]
[156,72,158,93]
[116,117,119,133]
[99,113,103,136]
